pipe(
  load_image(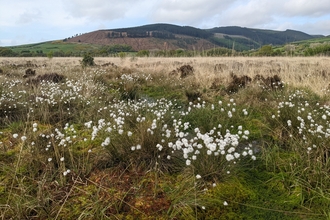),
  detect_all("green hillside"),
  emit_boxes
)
[271,36,330,56]
[207,26,318,47]
[5,41,102,57]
